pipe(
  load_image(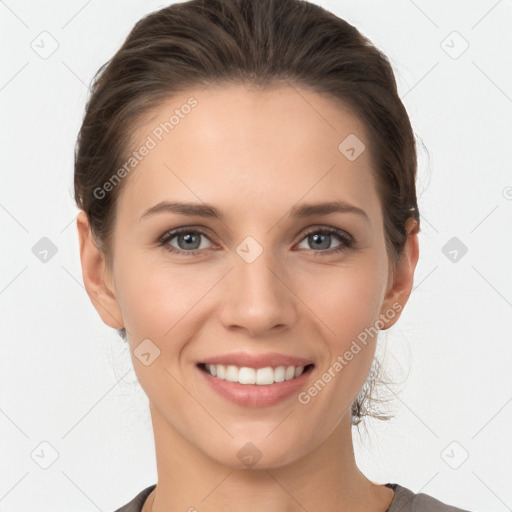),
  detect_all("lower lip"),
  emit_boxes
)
[197,364,315,408]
